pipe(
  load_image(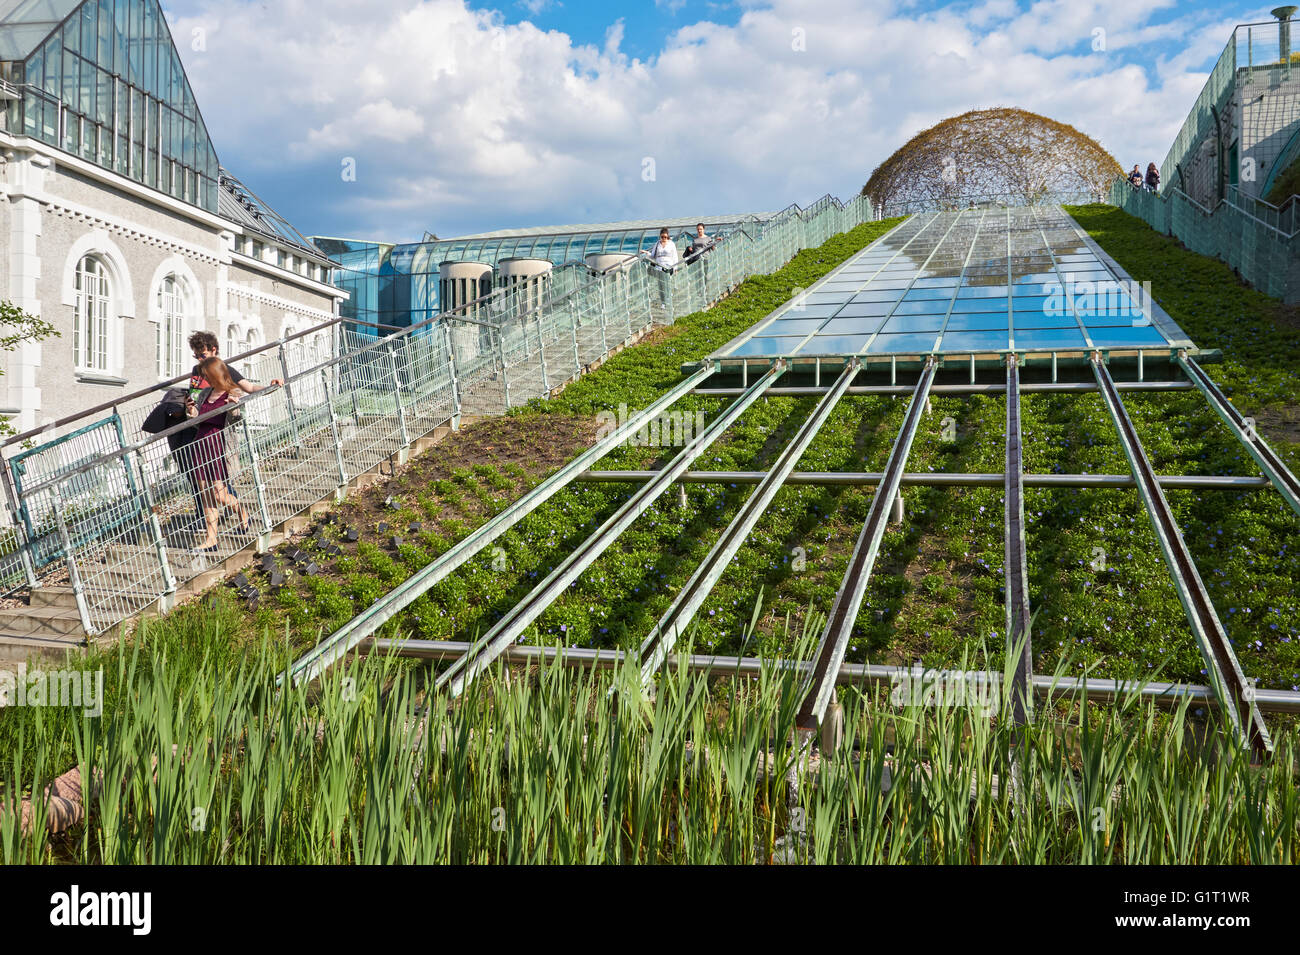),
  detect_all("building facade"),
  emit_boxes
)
[0,0,343,434]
